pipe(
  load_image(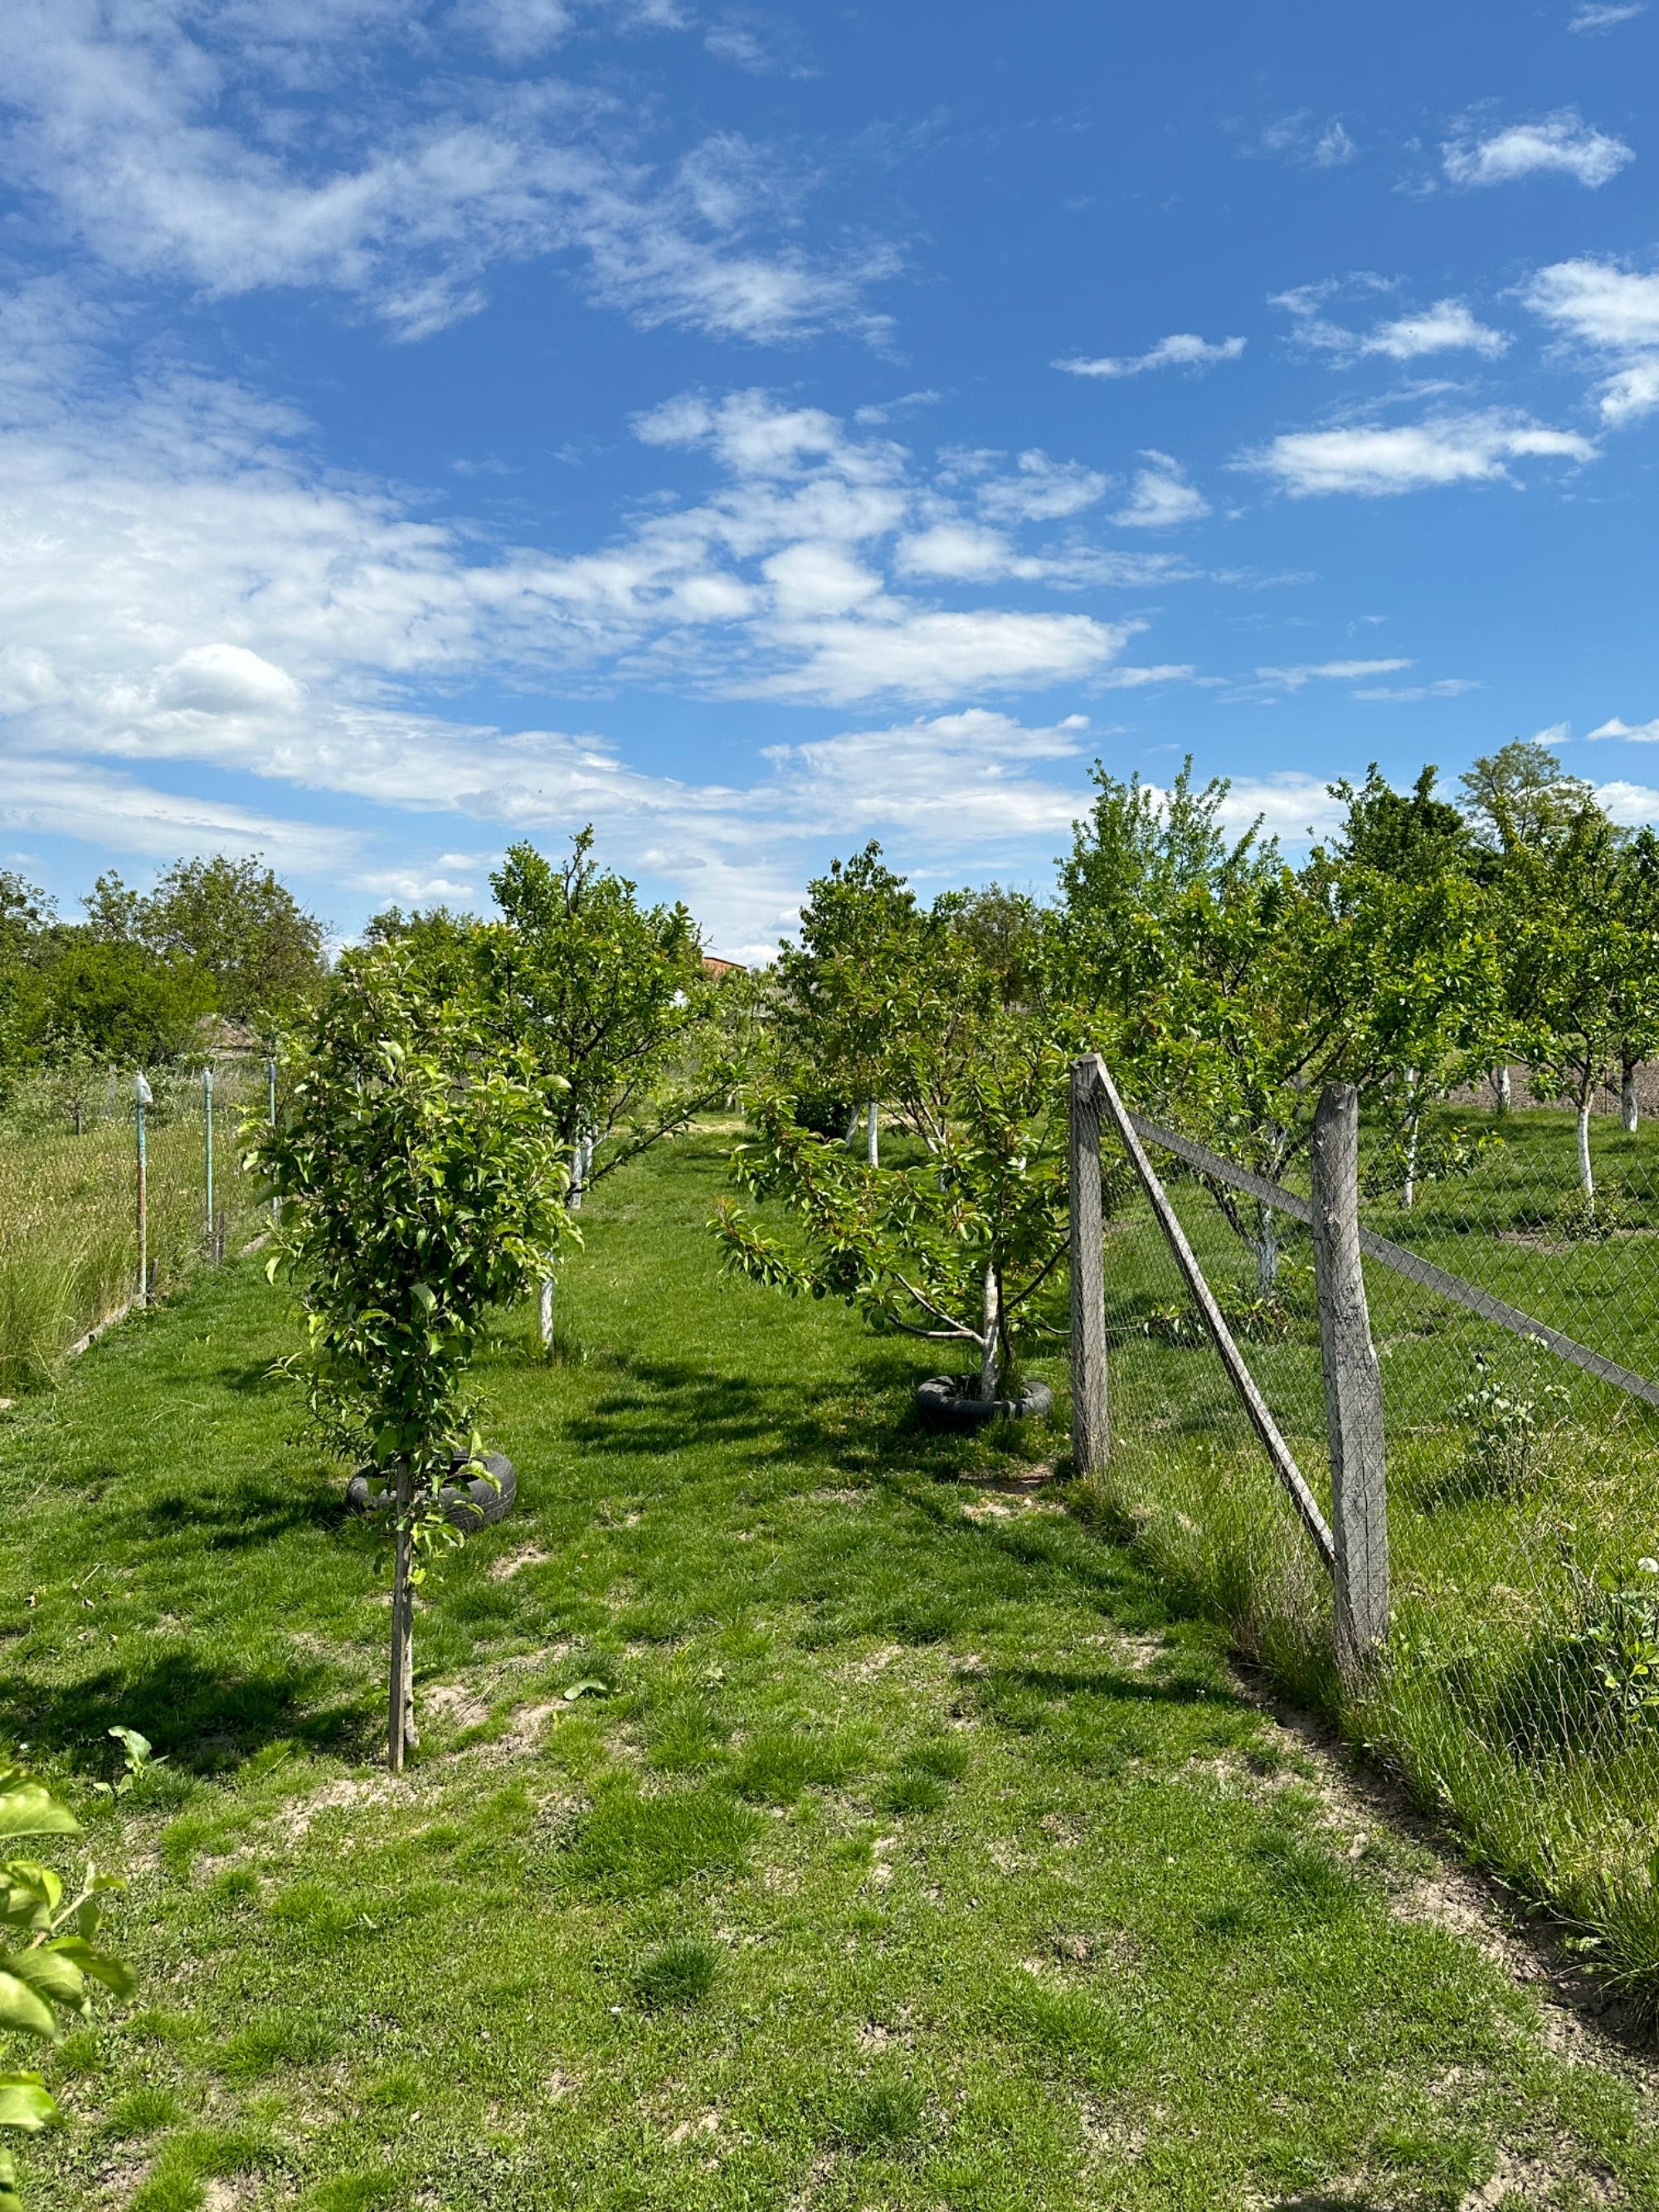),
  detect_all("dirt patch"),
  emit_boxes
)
[422,1683,492,1731]
[489,1545,552,1582]
[275,1775,396,1844]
